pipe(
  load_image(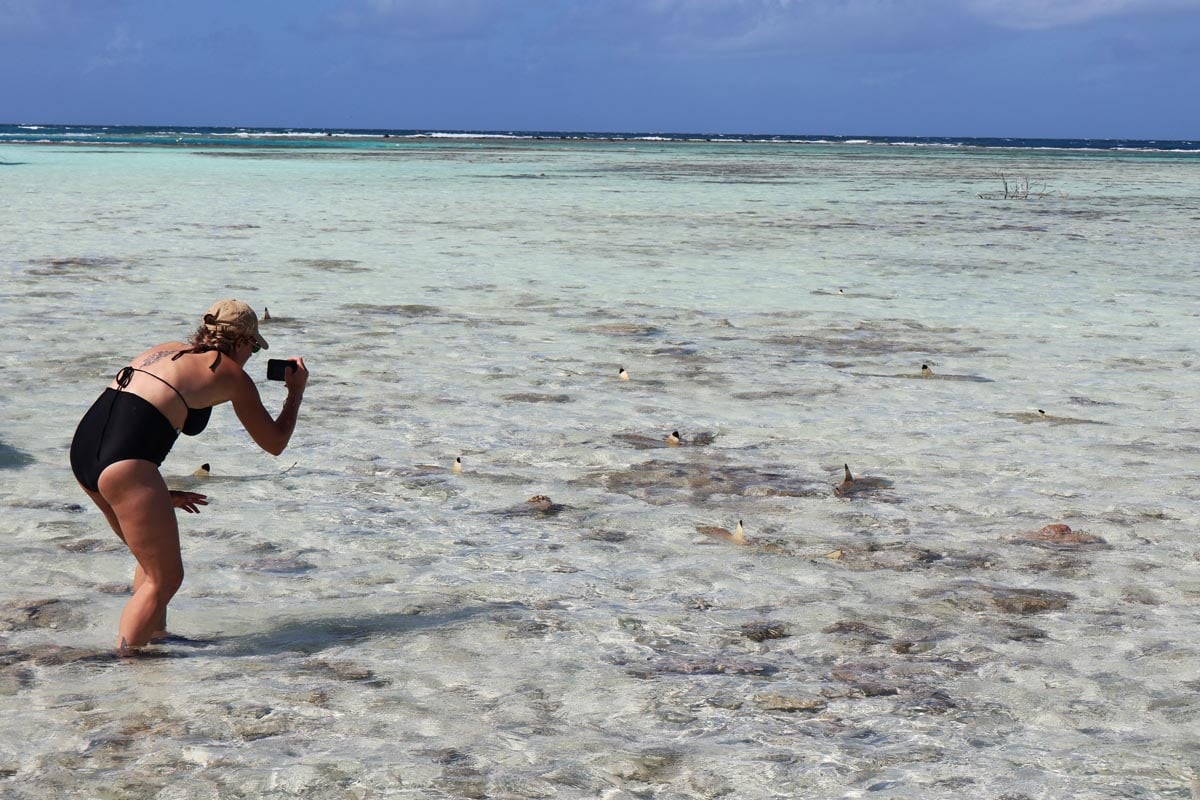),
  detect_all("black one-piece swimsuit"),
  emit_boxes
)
[70,365,212,492]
